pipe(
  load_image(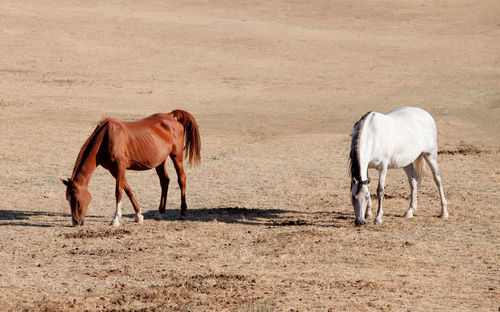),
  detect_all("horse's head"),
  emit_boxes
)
[351,177,370,226]
[61,178,91,226]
